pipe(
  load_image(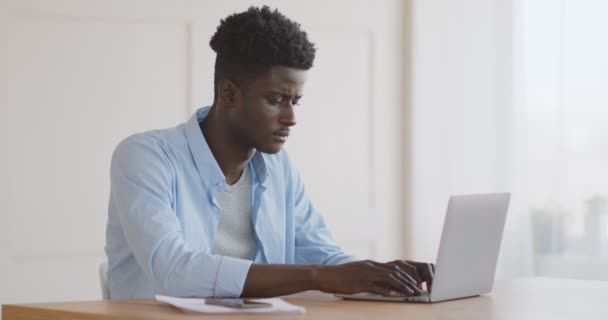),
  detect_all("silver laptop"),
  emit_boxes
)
[336,193,510,303]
